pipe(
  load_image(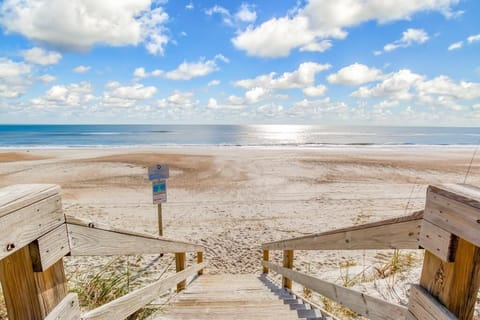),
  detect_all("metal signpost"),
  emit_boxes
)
[148,164,169,236]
